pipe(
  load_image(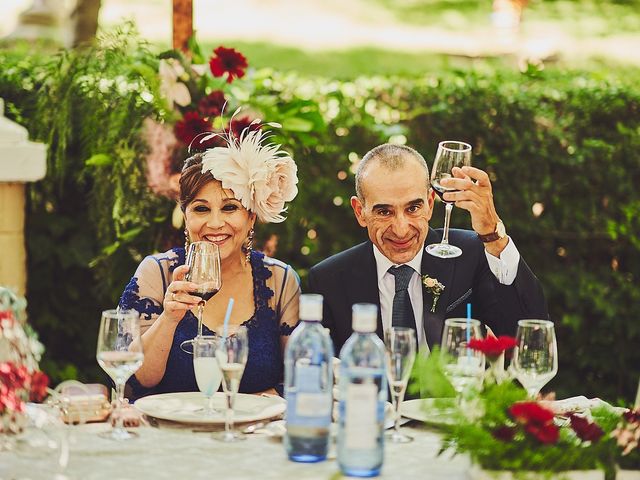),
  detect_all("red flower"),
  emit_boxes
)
[0,362,29,390]
[209,46,248,83]
[569,414,604,442]
[0,310,14,327]
[198,90,226,118]
[509,401,559,444]
[28,370,49,403]
[229,115,262,141]
[174,111,212,146]
[468,336,517,359]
